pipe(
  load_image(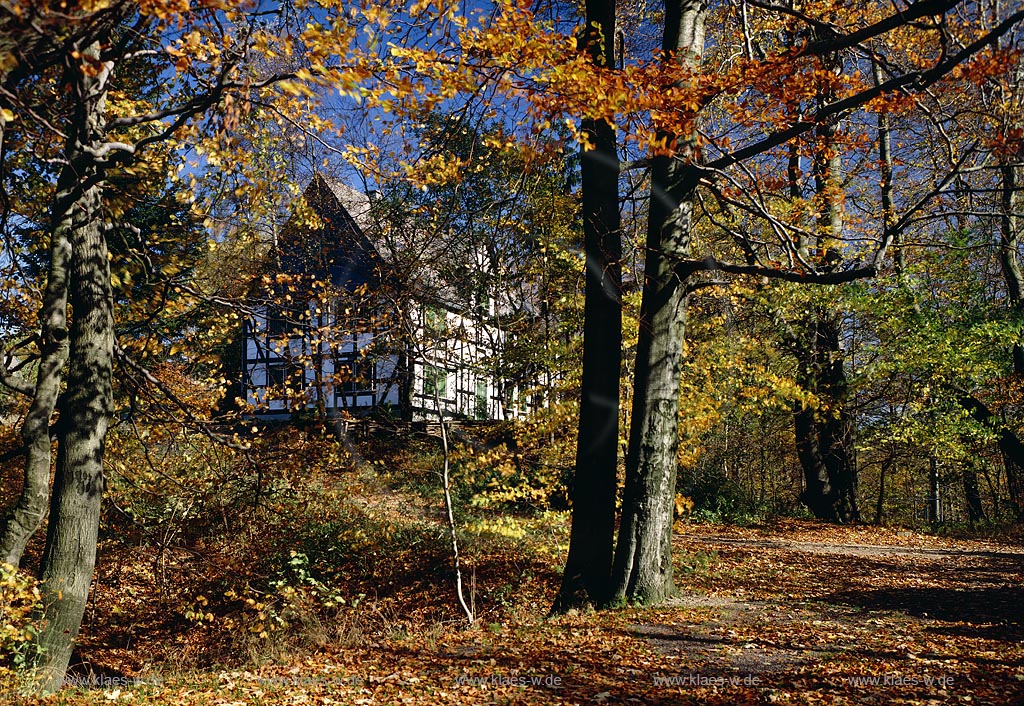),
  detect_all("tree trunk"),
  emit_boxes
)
[819,330,860,522]
[32,41,114,694]
[611,0,706,607]
[0,178,73,566]
[928,455,941,524]
[874,455,888,525]
[959,394,1024,519]
[554,0,621,613]
[963,464,985,523]
[791,49,859,524]
[793,391,834,520]
[793,312,860,522]
[998,161,1024,375]
[398,347,412,421]
[996,160,1024,516]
